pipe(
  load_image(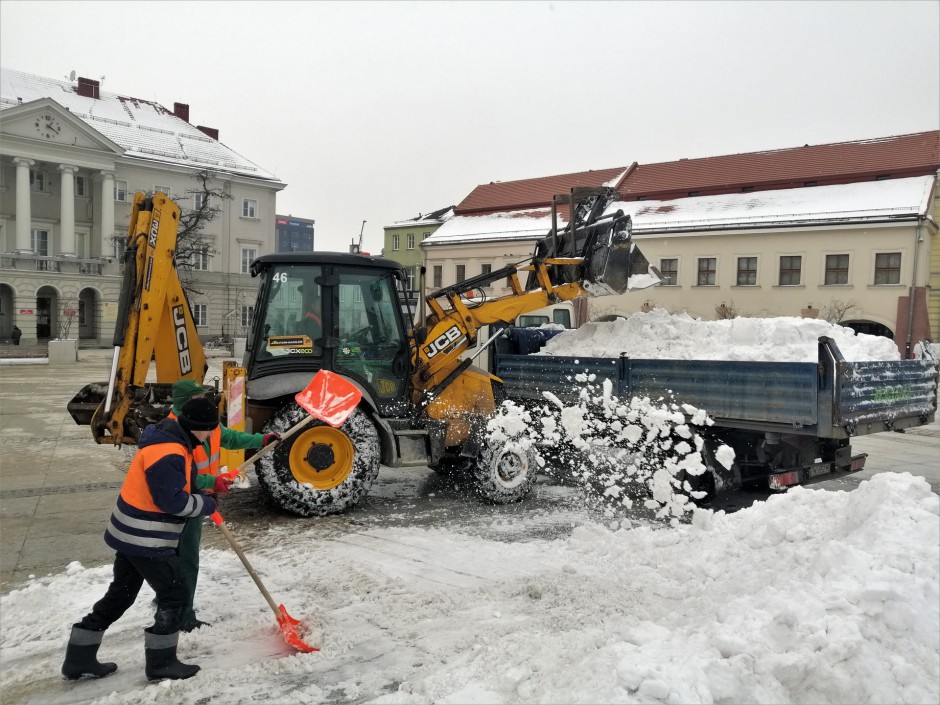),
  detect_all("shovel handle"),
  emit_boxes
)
[211,511,280,617]
[234,413,318,475]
